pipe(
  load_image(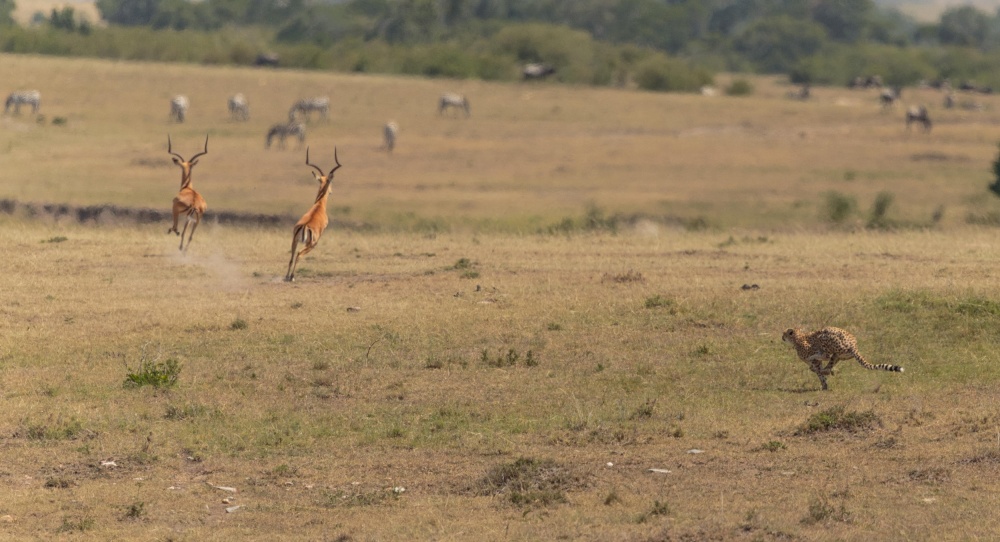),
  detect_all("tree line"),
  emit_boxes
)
[3,0,1000,90]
